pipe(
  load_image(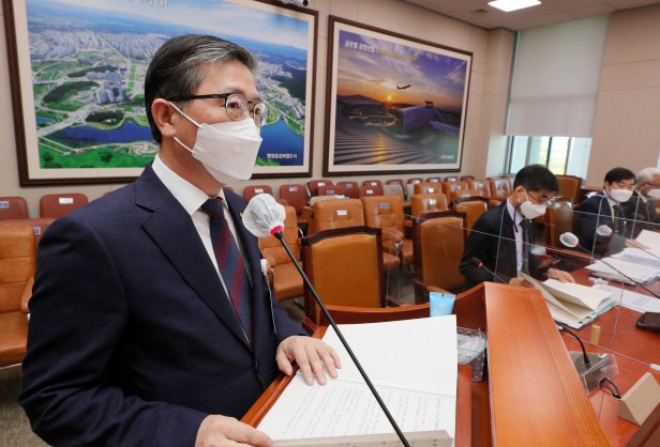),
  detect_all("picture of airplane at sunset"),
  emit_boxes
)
[327,21,472,173]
